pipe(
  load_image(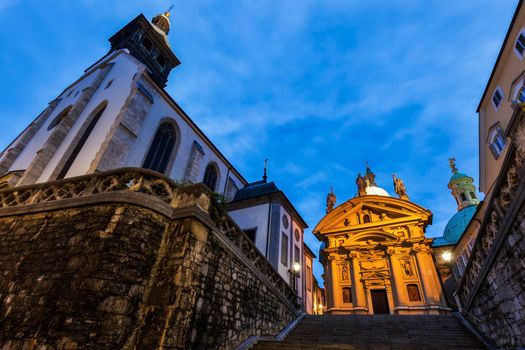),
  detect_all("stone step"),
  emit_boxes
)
[249,315,486,350]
